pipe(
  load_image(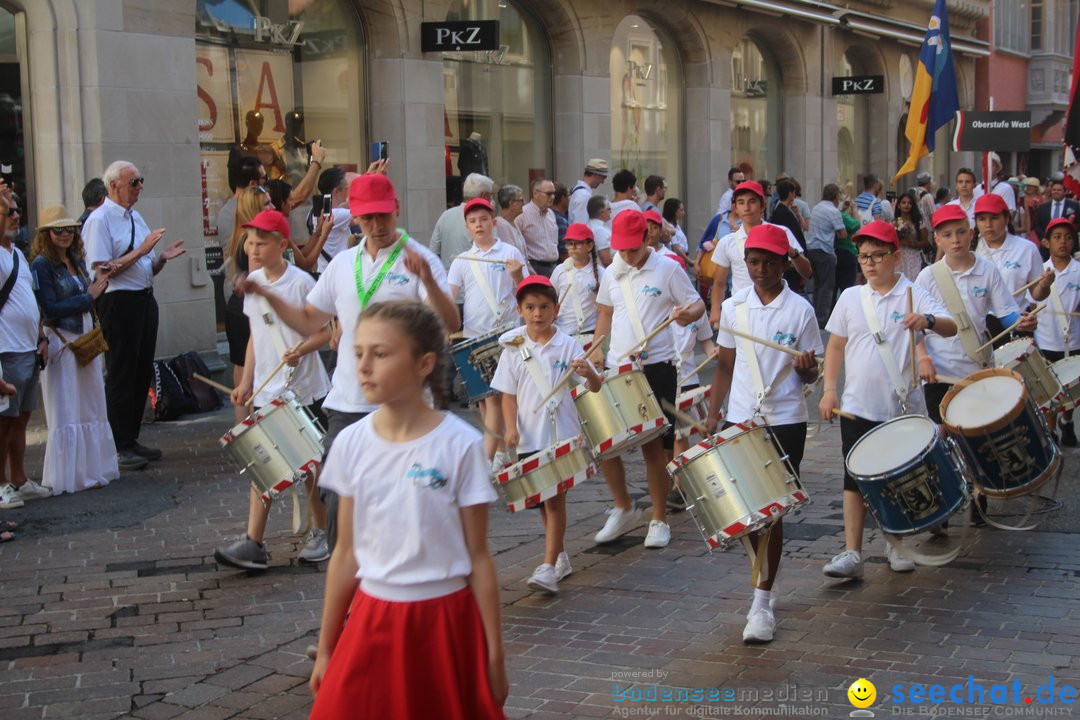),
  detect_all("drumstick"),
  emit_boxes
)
[661,399,710,438]
[452,254,507,265]
[1011,277,1043,297]
[717,325,805,359]
[192,373,234,395]
[448,330,466,341]
[534,334,608,411]
[249,341,304,406]
[831,408,857,421]
[618,308,687,361]
[907,287,917,388]
[975,304,1046,354]
[934,374,972,387]
[678,348,719,387]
